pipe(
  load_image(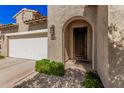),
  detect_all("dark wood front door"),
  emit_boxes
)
[74,27,87,60]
